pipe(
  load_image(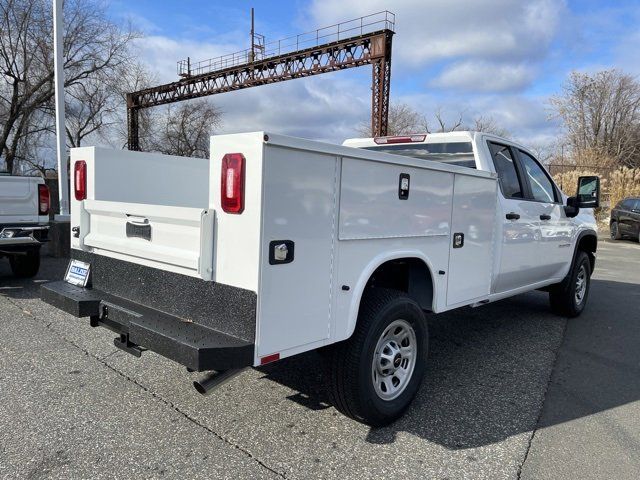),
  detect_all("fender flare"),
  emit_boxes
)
[568,228,597,276]
[342,250,437,341]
